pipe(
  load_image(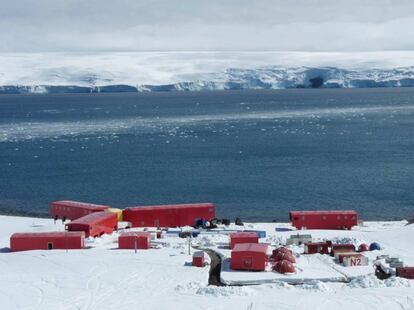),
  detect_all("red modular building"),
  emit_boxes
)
[304,242,331,255]
[118,232,151,249]
[66,211,118,237]
[231,243,268,271]
[122,203,216,228]
[192,251,205,267]
[396,267,414,279]
[230,232,259,249]
[289,210,358,230]
[50,200,111,221]
[10,232,85,252]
